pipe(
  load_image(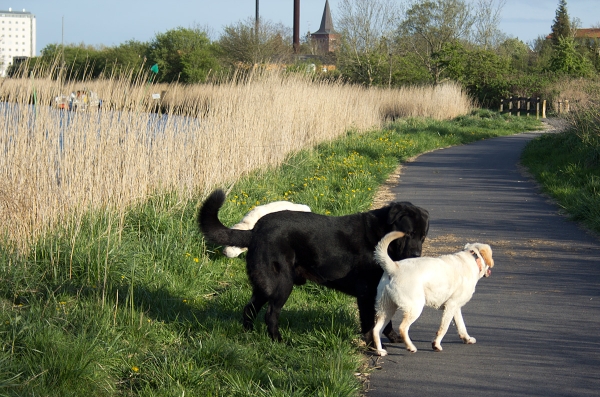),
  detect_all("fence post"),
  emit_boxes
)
[500,99,504,113]
[526,97,531,117]
[565,99,570,113]
[542,100,547,118]
[536,97,540,120]
[516,97,521,117]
